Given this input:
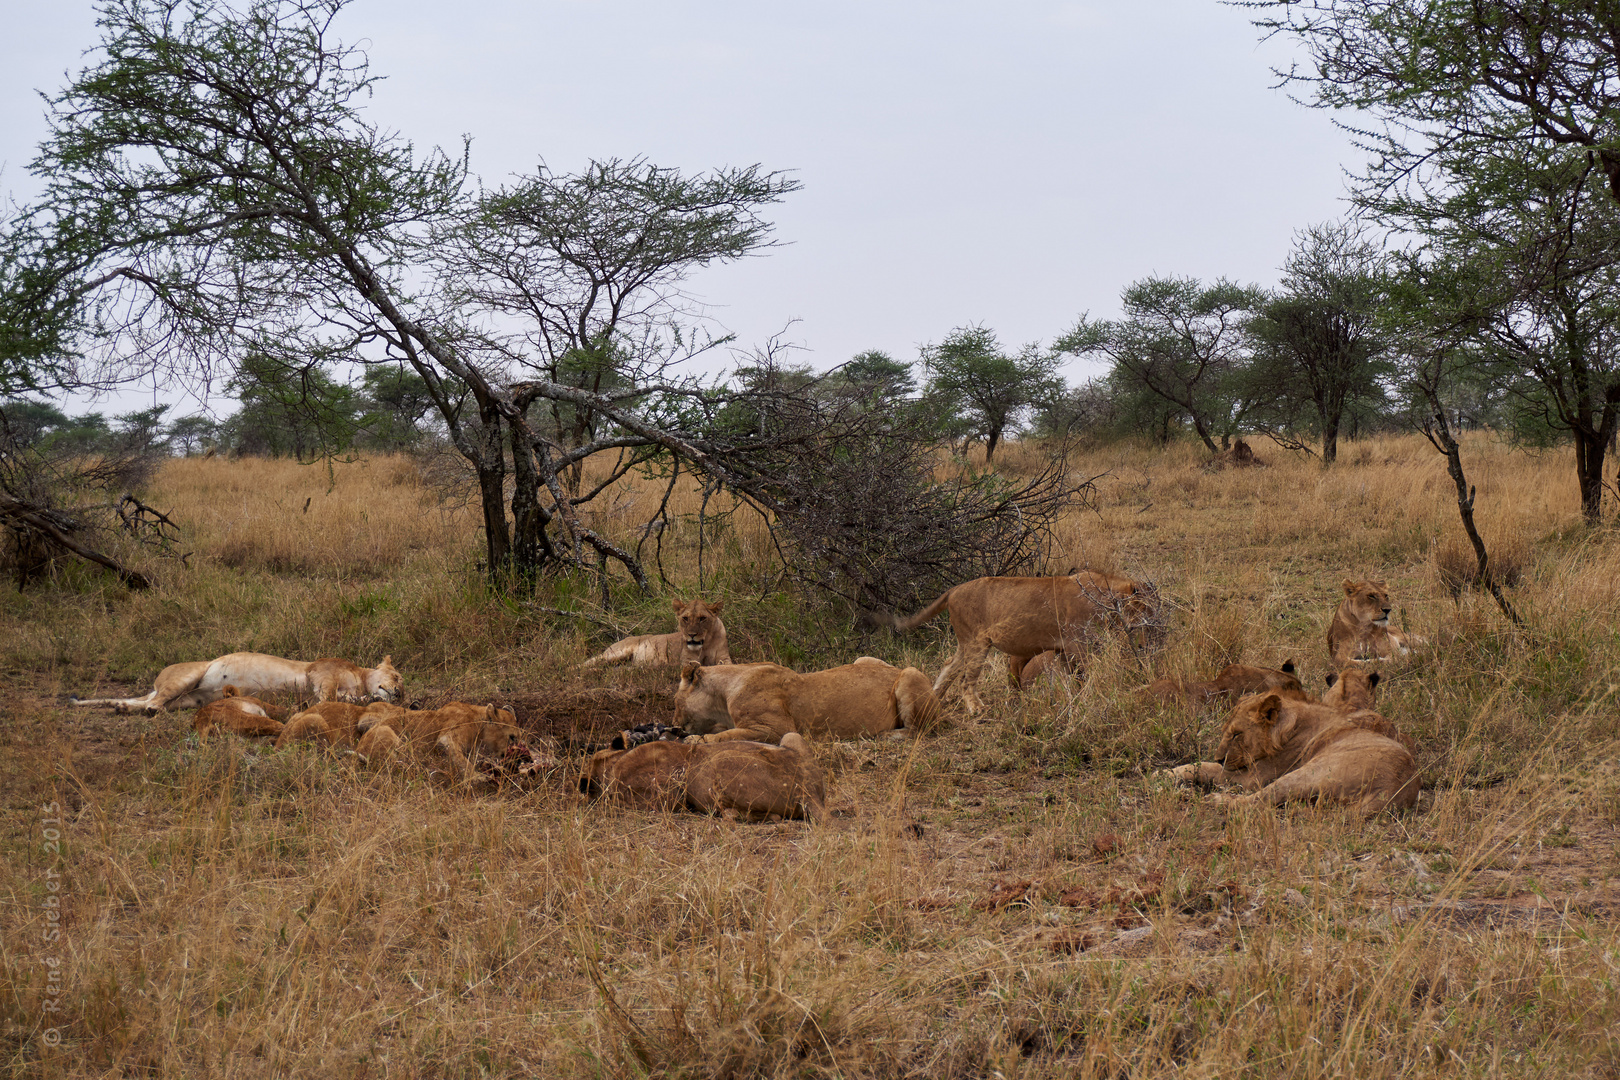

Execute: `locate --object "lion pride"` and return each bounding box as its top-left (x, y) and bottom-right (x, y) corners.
top-left (73, 653), bottom-right (403, 715)
top-left (1327, 580), bottom-right (1424, 666)
top-left (874, 571), bottom-right (1160, 713)
top-left (1165, 692), bottom-right (1419, 816)
top-left (674, 658), bottom-right (940, 743)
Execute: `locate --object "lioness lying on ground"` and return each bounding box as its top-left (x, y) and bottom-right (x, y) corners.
top-left (1140, 661), bottom-right (1305, 705)
top-left (1164, 692), bottom-right (1420, 816)
top-left (871, 571), bottom-right (1160, 713)
top-left (73, 653), bottom-right (403, 715)
top-left (1327, 580), bottom-right (1425, 666)
top-left (580, 732), bottom-right (826, 822)
top-left (275, 700), bottom-right (409, 750)
top-left (581, 598), bottom-right (732, 669)
top-left (354, 702), bottom-right (522, 782)
top-left (190, 686), bottom-right (287, 739)
top-left (675, 657), bottom-right (940, 743)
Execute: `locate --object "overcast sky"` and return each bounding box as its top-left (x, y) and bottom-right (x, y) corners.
top-left (0, 0), bottom-right (1361, 417)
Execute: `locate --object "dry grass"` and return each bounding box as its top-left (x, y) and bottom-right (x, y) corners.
top-left (4, 434), bottom-right (1620, 1077)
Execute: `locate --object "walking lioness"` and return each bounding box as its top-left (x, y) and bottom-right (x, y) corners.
top-left (72, 653), bottom-right (403, 715)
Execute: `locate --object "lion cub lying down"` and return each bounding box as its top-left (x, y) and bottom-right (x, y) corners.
top-left (190, 686), bottom-right (289, 739)
top-left (275, 700), bottom-right (410, 750)
top-left (674, 658), bottom-right (940, 743)
top-left (1164, 692), bottom-right (1419, 816)
top-left (353, 702), bottom-right (522, 782)
top-left (580, 732), bottom-right (826, 822)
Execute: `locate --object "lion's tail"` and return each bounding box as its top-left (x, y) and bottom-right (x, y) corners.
top-left (894, 667), bottom-right (942, 734)
top-left (887, 588), bottom-right (955, 633)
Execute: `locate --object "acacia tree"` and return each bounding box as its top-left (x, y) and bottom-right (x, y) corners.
top-left (1247, 222), bottom-right (1394, 464)
top-left (5, 0), bottom-right (1081, 599)
top-left (1248, 0), bottom-right (1620, 203)
top-left (1057, 277), bottom-right (1264, 452)
top-left (919, 326), bottom-right (1061, 465)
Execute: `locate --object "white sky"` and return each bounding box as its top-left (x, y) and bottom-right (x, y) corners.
top-left (0, 0), bottom-right (1361, 418)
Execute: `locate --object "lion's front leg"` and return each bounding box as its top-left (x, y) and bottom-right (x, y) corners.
top-left (1164, 762), bottom-right (1232, 786)
top-left (434, 733), bottom-right (476, 781)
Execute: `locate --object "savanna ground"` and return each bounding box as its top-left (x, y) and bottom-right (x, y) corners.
top-left (3, 434), bottom-right (1620, 1078)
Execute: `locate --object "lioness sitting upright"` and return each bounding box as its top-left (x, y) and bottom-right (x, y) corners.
top-left (73, 653), bottom-right (403, 715)
top-left (580, 732), bottom-right (826, 822)
top-left (871, 571), bottom-right (1160, 713)
top-left (1164, 692), bottom-right (1419, 816)
top-left (581, 598), bottom-right (732, 669)
top-left (1327, 580), bottom-right (1425, 666)
top-left (675, 658), bottom-right (940, 743)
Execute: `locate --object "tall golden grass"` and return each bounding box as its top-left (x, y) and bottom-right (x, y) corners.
top-left (3, 433), bottom-right (1620, 1077)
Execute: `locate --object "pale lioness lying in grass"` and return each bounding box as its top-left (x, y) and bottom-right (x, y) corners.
top-left (73, 653), bottom-right (403, 715)
top-left (353, 702), bottom-right (522, 782)
top-left (674, 657), bottom-right (940, 743)
top-left (580, 732), bottom-right (826, 822)
top-left (1164, 692), bottom-right (1420, 817)
top-left (581, 598), bottom-right (732, 669)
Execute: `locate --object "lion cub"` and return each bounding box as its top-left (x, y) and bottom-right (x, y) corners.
top-left (190, 686), bottom-right (287, 739)
top-left (1164, 692), bottom-right (1419, 816)
top-left (580, 732), bottom-right (826, 822)
top-left (354, 702), bottom-right (523, 782)
top-left (276, 700), bottom-right (409, 750)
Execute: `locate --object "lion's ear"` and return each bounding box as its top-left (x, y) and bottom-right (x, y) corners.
top-left (1255, 694), bottom-right (1283, 727)
top-left (1269, 706), bottom-right (1299, 751)
top-left (380, 655), bottom-right (393, 667)
top-left (223, 685), bottom-right (240, 697)
top-left (1281, 659), bottom-right (1295, 674)
top-left (1325, 673), bottom-right (1338, 688)
top-left (1368, 672), bottom-right (1381, 690)
top-left (707, 600), bottom-right (724, 615)
top-left (1342, 580), bottom-right (1358, 596)
top-left (672, 598), bottom-right (687, 614)
top-left (681, 661), bottom-right (702, 683)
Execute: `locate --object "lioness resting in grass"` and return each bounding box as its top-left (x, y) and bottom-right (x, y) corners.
top-left (581, 598), bottom-right (732, 669)
top-left (275, 700), bottom-right (409, 750)
top-left (190, 686), bottom-right (287, 739)
top-left (1165, 692), bottom-right (1420, 816)
top-left (73, 653), bottom-right (403, 715)
top-left (579, 732), bottom-right (826, 822)
top-left (353, 702), bottom-right (522, 782)
top-left (1327, 580), bottom-right (1425, 666)
top-left (674, 658), bottom-right (940, 743)
top-left (1140, 661), bottom-right (1305, 705)
top-left (871, 571), bottom-right (1160, 713)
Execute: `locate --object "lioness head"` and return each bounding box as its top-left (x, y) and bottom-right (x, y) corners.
top-left (476, 706), bottom-right (523, 756)
top-left (1342, 580), bottom-right (1393, 628)
top-left (673, 661), bottom-right (733, 735)
top-left (369, 655), bottom-right (404, 702)
top-left (674, 598), bottom-right (724, 653)
top-left (1215, 693), bottom-right (1299, 771)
